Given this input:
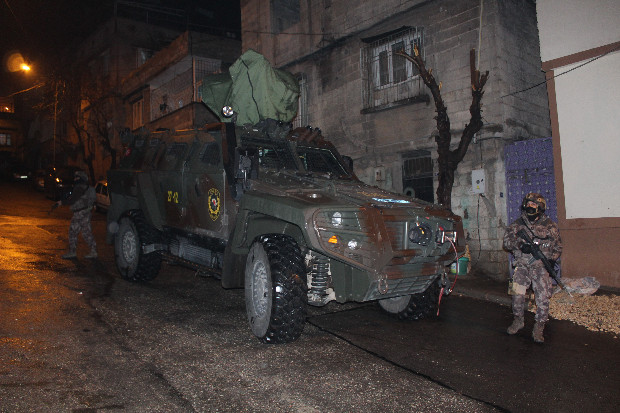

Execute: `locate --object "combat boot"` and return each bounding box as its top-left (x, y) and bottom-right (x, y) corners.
top-left (85, 249), bottom-right (98, 259)
top-left (532, 321), bottom-right (545, 343)
top-left (507, 316), bottom-right (524, 335)
top-left (62, 250), bottom-right (77, 259)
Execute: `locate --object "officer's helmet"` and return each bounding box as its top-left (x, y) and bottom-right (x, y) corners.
top-left (521, 192), bottom-right (546, 218)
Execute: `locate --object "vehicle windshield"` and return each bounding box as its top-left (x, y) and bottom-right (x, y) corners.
top-left (251, 142), bottom-right (298, 170)
top-left (243, 139), bottom-right (351, 178)
top-left (296, 146), bottom-right (350, 176)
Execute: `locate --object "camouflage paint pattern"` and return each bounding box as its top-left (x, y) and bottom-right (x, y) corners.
top-left (68, 208), bottom-right (97, 253)
top-left (504, 212), bottom-right (562, 323)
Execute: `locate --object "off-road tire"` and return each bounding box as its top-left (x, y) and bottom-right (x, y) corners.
top-left (378, 280), bottom-right (441, 320)
top-left (245, 234), bottom-right (307, 343)
top-left (115, 210), bottom-right (162, 282)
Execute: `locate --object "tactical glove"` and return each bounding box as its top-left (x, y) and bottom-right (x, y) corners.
top-left (520, 243), bottom-right (533, 254)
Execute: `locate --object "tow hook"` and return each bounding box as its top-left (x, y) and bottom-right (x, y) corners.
top-left (437, 270), bottom-right (456, 316)
top-left (441, 271), bottom-right (453, 296)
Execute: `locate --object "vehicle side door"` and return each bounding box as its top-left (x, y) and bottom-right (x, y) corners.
top-left (183, 129), bottom-right (230, 238)
top-left (157, 137), bottom-right (191, 228)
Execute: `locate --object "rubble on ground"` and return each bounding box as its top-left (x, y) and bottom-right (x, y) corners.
top-left (529, 292), bottom-right (620, 335)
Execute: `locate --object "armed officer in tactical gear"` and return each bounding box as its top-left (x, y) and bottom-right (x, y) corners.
top-left (503, 193), bottom-right (562, 343)
top-left (55, 170), bottom-right (98, 259)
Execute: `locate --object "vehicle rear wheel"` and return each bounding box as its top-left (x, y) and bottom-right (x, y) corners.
top-left (378, 280), bottom-right (441, 320)
top-left (114, 211), bottom-right (162, 282)
top-left (245, 234), bottom-right (307, 343)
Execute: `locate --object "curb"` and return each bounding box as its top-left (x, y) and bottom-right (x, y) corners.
top-left (453, 286), bottom-right (512, 307)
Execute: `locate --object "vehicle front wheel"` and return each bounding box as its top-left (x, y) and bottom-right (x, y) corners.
top-left (245, 234), bottom-right (307, 343)
top-left (378, 280), bottom-right (441, 320)
top-left (114, 211), bottom-right (162, 282)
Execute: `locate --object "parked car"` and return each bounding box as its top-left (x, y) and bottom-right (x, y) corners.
top-left (94, 180), bottom-right (110, 212)
top-left (44, 166), bottom-right (81, 201)
top-left (10, 164), bottom-right (31, 182)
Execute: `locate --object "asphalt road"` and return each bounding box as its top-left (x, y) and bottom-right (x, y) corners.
top-left (0, 181), bottom-right (618, 412)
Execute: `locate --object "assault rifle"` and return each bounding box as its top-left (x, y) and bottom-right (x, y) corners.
top-left (48, 202), bottom-right (59, 215)
top-left (517, 229), bottom-right (572, 296)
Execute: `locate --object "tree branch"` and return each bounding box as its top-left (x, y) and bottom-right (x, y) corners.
top-left (395, 47), bottom-right (489, 208)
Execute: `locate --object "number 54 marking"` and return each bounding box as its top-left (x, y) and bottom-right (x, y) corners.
top-left (167, 190), bottom-right (179, 203)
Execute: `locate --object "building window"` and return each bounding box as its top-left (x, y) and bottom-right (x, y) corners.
top-left (0, 133), bottom-right (11, 146)
top-left (361, 27), bottom-right (426, 112)
top-left (136, 48), bottom-right (154, 68)
top-left (271, 0), bottom-right (300, 34)
top-left (132, 99), bottom-right (143, 130)
top-left (152, 57), bottom-right (221, 122)
top-left (402, 150), bottom-right (434, 203)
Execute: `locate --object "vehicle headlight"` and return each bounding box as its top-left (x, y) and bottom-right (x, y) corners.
top-left (408, 223), bottom-right (432, 245)
top-left (313, 208), bottom-right (378, 269)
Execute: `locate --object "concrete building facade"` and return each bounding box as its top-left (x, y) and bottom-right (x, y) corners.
top-left (121, 31), bottom-right (241, 133)
top-left (241, 0), bottom-right (551, 279)
top-left (29, 15), bottom-right (241, 183)
top-left (70, 17), bottom-right (187, 180)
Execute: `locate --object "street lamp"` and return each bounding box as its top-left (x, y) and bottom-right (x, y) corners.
top-left (3, 53), bottom-right (57, 167)
top-left (5, 52), bottom-right (32, 75)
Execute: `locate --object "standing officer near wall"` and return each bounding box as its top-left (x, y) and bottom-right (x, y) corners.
top-left (503, 193), bottom-right (562, 343)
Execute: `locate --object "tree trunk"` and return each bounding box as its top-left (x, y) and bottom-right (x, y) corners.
top-left (397, 48), bottom-right (488, 210)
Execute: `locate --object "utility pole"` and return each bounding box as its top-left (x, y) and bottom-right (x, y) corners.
top-left (53, 81), bottom-right (58, 167)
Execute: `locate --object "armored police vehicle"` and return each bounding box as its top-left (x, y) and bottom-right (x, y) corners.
top-left (106, 51), bottom-right (464, 343)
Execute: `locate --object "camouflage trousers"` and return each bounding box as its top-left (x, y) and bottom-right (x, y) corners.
top-left (68, 209), bottom-right (96, 252)
top-left (511, 263), bottom-right (552, 323)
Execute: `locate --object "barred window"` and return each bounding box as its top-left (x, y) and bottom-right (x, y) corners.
top-left (151, 57), bottom-right (221, 122)
top-left (271, 0), bottom-right (300, 34)
top-left (0, 133), bottom-right (11, 146)
top-left (361, 27), bottom-right (426, 112)
top-left (402, 150), bottom-right (434, 203)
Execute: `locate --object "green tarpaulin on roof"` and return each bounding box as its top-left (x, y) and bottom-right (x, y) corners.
top-left (199, 49), bottom-right (300, 125)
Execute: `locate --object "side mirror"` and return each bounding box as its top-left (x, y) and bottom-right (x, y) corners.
top-left (342, 155), bottom-right (354, 173)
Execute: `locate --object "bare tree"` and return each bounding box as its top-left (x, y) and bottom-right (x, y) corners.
top-left (397, 47), bottom-right (488, 209)
top-left (53, 68), bottom-right (119, 183)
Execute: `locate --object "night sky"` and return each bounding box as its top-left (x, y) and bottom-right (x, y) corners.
top-left (0, 0), bottom-right (240, 96)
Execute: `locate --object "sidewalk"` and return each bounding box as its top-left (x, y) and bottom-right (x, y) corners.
top-left (448, 273), bottom-right (619, 306)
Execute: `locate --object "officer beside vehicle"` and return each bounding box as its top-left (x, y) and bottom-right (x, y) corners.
top-left (503, 193), bottom-right (562, 343)
top-left (55, 170), bottom-right (98, 259)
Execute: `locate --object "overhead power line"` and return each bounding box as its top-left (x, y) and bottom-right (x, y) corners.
top-left (500, 42), bottom-right (620, 99)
